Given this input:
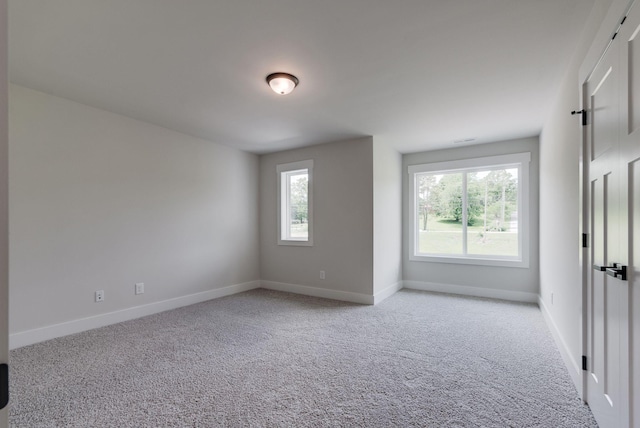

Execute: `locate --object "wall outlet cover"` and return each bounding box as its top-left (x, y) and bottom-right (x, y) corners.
top-left (135, 283), bottom-right (144, 295)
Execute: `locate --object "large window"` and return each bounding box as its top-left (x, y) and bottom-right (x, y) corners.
top-left (408, 153), bottom-right (530, 267)
top-left (277, 160), bottom-right (313, 246)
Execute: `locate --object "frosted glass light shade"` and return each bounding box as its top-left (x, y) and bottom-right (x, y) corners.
top-left (266, 73), bottom-right (299, 95)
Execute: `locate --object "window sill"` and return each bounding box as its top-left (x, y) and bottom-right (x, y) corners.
top-left (278, 239), bottom-right (313, 247)
top-left (409, 254), bottom-right (529, 268)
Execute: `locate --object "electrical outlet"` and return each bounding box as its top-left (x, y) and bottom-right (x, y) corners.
top-left (135, 283), bottom-right (144, 295)
top-left (95, 290), bottom-right (104, 302)
top-left (320, 270), bottom-right (325, 280)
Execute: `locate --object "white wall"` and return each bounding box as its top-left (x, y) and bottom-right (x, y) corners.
top-left (402, 137), bottom-right (540, 302)
top-left (373, 138), bottom-right (402, 301)
top-left (9, 85), bottom-right (260, 341)
top-left (259, 137), bottom-right (374, 302)
top-left (0, 0), bottom-right (8, 425)
top-left (538, 0), bottom-right (620, 392)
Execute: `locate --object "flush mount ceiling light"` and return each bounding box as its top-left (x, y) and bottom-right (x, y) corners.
top-left (266, 72), bottom-right (299, 95)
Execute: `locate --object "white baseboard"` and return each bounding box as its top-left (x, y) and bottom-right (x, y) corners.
top-left (373, 282), bottom-right (403, 304)
top-left (402, 280), bottom-right (538, 303)
top-left (538, 296), bottom-right (582, 396)
top-left (261, 280), bottom-right (374, 305)
top-left (10, 279), bottom-right (544, 349)
top-left (10, 280), bottom-right (261, 349)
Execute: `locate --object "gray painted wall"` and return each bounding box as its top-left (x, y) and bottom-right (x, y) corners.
top-left (260, 137), bottom-right (374, 296)
top-left (9, 84), bottom-right (260, 333)
top-left (402, 137), bottom-right (540, 296)
top-left (538, 0), bottom-right (615, 388)
top-left (0, 0), bottom-right (8, 425)
top-left (373, 138), bottom-right (402, 295)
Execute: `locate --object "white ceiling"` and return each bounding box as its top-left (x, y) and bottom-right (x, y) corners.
top-left (9, 0), bottom-right (594, 154)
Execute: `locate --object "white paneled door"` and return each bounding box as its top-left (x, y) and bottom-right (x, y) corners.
top-left (584, 2), bottom-right (639, 427)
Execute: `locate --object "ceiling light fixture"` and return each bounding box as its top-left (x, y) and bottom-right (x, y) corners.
top-left (266, 72), bottom-right (299, 95)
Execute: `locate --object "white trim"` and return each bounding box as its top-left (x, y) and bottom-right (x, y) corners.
top-left (407, 152), bottom-right (531, 175)
top-left (10, 279), bottom-right (543, 351)
top-left (261, 280), bottom-right (374, 305)
top-left (403, 280), bottom-right (538, 303)
top-left (408, 152), bottom-right (530, 268)
top-left (408, 252), bottom-right (528, 268)
top-left (373, 282), bottom-right (403, 304)
top-left (539, 296), bottom-right (582, 397)
top-left (277, 159), bottom-right (314, 246)
top-left (276, 159), bottom-right (313, 174)
top-left (9, 280), bottom-right (261, 349)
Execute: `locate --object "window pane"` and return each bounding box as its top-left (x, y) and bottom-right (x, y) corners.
top-left (466, 168), bottom-right (518, 257)
top-left (286, 170), bottom-right (308, 240)
top-left (416, 172), bottom-right (463, 255)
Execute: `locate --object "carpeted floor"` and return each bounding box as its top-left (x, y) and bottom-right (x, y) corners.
top-left (9, 289), bottom-right (597, 427)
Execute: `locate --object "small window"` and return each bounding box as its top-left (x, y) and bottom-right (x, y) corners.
top-left (408, 153), bottom-right (530, 267)
top-left (277, 160), bottom-right (313, 246)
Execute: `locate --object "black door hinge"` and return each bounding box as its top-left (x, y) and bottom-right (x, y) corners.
top-left (582, 233), bottom-right (589, 248)
top-left (582, 356), bottom-right (588, 371)
top-left (0, 363), bottom-right (8, 410)
top-left (571, 110), bottom-right (587, 126)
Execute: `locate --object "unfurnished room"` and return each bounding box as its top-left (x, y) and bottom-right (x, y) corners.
top-left (0, 0), bottom-right (639, 427)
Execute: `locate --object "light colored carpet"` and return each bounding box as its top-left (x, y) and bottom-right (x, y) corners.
top-left (9, 289), bottom-right (597, 427)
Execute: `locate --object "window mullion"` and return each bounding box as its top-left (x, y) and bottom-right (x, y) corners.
top-left (414, 174), bottom-right (420, 255)
top-left (462, 172), bottom-right (468, 256)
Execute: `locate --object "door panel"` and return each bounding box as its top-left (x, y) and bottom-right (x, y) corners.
top-left (590, 179), bottom-right (602, 385)
top-left (619, 3), bottom-right (640, 426)
top-left (628, 18), bottom-right (640, 133)
top-left (588, 171), bottom-right (622, 426)
top-left (631, 159), bottom-right (640, 425)
top-left (593, 66), bottom-right (617, 160)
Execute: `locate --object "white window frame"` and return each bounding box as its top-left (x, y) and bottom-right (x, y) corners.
top-left (277, 159), bottom-right (314, 246)
top-left (408, 152), bottom-right (530, 268)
